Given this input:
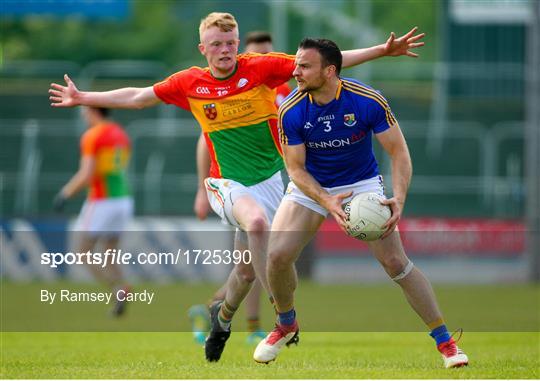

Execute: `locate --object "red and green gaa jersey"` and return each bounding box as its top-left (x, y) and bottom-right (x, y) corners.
top-left (81, 122), bottom-right (131, 200)
top-left (153, 52), bottom-right (296, 186)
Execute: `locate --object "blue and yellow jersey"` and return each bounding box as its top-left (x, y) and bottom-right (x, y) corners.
top-left (278, 77), bottom-right (398, 188)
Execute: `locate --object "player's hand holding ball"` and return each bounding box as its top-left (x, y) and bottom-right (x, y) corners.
top-left (321, 191), bottom-right (353, 233)
top-left (379, 196), bottom-right (403, 239)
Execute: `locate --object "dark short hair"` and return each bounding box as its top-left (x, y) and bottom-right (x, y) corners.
top-left (92, 107), bottom-right (110, 117)
top-left (244, 31), bottom-right (273, 45)
top-left (298, 38), bottom-right (342, 75)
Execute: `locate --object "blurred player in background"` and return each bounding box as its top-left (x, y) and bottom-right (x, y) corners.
top-left (53, 106), bottom-right (133, 317)
top-left (252, 38), bottom-right (468, 369)
top-left (189, 30), bottom-right (292, 346)
top-left (245, 31), bottom-right (292, 105)
top-left (49, 12), bottom-right (425, 362)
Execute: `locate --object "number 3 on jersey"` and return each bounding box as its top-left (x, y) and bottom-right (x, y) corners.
top-left (323, 120), bottom-right (332, 132)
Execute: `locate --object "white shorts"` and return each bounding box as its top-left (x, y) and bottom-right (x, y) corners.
top-left (283, 175), bottom-right (385, 217)
top-left (75, 196), bottom-right (134, 236)
top-left (204, 171), bottom-right (284, 229)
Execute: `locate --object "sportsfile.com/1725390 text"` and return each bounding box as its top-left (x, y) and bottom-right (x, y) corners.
top-left (40, 249), bottom-right (252, 268)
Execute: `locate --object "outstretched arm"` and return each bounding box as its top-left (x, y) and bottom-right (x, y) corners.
top-left (342, 27), bottom-right (425, 68)
top-left (49, 74), bottom-right (161, 109)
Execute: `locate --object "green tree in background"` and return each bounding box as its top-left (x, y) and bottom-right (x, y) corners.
top-left (1, 1), bottom-right (438, 66)
top-left (1, 2), bottom-right (202, 67)
top-left (372, 0), bottom-right (437, 61)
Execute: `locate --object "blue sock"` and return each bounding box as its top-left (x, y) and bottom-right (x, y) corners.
top-left (430, 324), bottom-right (451, 345)
top-left (278, 309), bottom-right (296, 326)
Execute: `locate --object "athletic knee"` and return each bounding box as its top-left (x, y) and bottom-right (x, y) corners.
top-left (391, 260), bottom-right (414, 282)
top-left (380, 255), bottom-right (408, 277)
top-left (245, 214), bottom-right (268, 233)
top-left (268, 247), bottom-right (294, 271)
top-left (235, 265), bottom-right (256, 283)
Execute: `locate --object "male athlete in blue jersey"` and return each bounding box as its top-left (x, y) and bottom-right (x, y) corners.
top-left (253, 38), bottom-right (469, 369)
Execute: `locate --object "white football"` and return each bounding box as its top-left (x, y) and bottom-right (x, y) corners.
top-left (342, 192), bottom-right (391, 241)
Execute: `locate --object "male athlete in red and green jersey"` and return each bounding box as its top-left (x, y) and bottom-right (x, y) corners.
top-left (53, 107), bottom-right (133, 317)
top-left (154, 52), bottom-right (295, 186)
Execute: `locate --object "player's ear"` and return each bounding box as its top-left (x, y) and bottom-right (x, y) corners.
top-left (198, 43), bottom-right (206, 56)
top-left (325, 64), bottom-right (336, 78)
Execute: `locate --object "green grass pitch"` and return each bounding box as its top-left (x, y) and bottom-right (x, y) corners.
top-left (1, 282), bottom-right (539, 378)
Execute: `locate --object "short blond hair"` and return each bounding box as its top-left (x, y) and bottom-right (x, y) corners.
top-left (199, 12), bottom-right (238, 40)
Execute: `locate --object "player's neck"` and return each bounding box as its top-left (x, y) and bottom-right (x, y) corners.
top-left (310, 77), bottom-right (340, 106)
top-left (209, 64), bottom-right (237, 79)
